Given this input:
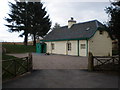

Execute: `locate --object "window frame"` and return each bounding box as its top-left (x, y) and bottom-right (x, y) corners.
top-left (81, 44), bottom-right (86, 49)
top-left (51, 43), bottom-right (55, 50)
top-left (67, 42), bottom-right (72, 51)
top-left (99, 30), bottom-right (103, 35)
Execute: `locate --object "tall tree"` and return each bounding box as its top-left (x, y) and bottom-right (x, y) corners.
top-left (105, 1), bottom-right (120, 64)
top-left (29, 2), bottom-right (51, 46)
top-left (5, 2), bottom-right (51, 46)
top-left (5, 2), bottom-right (30, 45)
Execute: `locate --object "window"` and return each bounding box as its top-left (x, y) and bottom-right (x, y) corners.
top-left (81, 44), bottom-right (86, 49)
top-left (99, 30), bottom-right (103, 35)
top-left (51, 43), bottom-right (54, 50)
top-left (67, 43), bottom-right (71, 51)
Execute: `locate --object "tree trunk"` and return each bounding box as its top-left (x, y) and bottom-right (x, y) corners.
top-left (24, 34), bottom-right (28, 46)
top-left (33, 34), bottom-right (36, 46)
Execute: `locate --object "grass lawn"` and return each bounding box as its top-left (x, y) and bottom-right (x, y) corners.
top-left (2, 44), bottom-right (36, 54)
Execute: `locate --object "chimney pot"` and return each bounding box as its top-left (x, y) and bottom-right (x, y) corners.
top-left (71, 17), bottom-right (73, 20)
top-left (68, 17), bottom-right (76, 28)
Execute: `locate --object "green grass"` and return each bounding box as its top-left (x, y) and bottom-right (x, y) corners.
top-left (2, 44), bottom-right (36, 54)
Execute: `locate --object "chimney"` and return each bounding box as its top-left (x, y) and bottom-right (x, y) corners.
top-left (68, 17), bottom-right (76, 28)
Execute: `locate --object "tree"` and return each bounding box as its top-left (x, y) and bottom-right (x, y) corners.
top-left (105, 1), bottom-right (120, 64)
top-left (5, 2), bottom-right (51, 46)
top-left (5, 2), bottom-right (30, 45)
top-left (52, 23), bottom-right (60, 30)
top-left (29, 2), bottom-right (51, 46)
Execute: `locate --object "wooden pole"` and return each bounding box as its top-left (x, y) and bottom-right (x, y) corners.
top-left (28, 53), bottom-right (33, 71)
top-left (27, 57), bottom-right (29, 72)
top-left (88, 52), bottom-right (94, 71)
top-left (14, 60), bottom-right (17, 76)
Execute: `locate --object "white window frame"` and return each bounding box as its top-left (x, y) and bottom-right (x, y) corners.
top-left (81, 44), bottom-right (86, 49)
top-left (51, 43), bottom-right (55, 50)
top-left (67, 43), bottom-right (71, 51)
top-left (99, 30), bottom-right (103, 35)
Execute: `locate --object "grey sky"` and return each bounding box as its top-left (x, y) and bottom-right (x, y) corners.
top-left (43, 1), bottom-right (110, 26)
top-left (0, 0), bottom-right (111, 42)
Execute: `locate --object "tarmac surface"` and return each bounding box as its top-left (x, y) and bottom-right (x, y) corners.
top-left (3, 70), bottom-right (119, 88)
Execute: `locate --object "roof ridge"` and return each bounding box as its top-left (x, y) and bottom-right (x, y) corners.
top-left (60, 19), bottom-right (104, 28)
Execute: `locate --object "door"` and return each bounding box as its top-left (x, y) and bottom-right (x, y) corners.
top-left (36, 43), bottom-right (41, 53)
top-left (41, 43), bottom-right (46, 53)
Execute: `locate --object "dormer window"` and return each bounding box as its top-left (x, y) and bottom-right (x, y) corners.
top-left (99, 30), bottom-right (103, 35)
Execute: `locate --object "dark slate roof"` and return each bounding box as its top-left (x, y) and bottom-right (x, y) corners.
top-left (42, 20), bottom-right (105, 41)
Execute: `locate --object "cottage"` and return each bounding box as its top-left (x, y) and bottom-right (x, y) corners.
top-left (37, 18), bottom-right (112, 56)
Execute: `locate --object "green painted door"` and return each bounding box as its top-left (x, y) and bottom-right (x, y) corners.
top-left (36, 43), bottom-right (41, 53)
top-left (36, 43), bottom-right (46, 53)
top-left (41, 44), bottom-right (46, 53)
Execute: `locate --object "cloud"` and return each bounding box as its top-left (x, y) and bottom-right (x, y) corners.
top-left (43, 0), bottom-right (110, 3)
top-left (43, 2), bottom-right (110, 27)
top-left (0, 31), bottom-right (24, 42)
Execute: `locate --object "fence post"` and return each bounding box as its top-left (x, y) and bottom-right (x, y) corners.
top-left (28, 53), bottom-right (33, 71)
top-left (14, 60), bottom-right (17, 76)
top-left (112, 57), bottom-right (115, 64)
top-left (27, 57), bottom-right (29, 72)
top-left (88, 52), bottom-right (94, 71)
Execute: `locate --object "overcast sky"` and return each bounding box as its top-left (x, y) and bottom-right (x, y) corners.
top-left (0, 0), bottom-right (111, 42)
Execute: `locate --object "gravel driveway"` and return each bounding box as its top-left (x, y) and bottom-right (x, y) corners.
top-left (32, 53), bottom-right (88, 69)
top-left (7, 53), bottom-right (88, 69)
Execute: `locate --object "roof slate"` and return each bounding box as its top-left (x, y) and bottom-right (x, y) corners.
top-left (42, 20), bottom-right (105, 41)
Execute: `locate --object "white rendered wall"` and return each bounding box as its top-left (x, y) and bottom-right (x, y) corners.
top-left (88, 30), bottom-right (112, 56)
